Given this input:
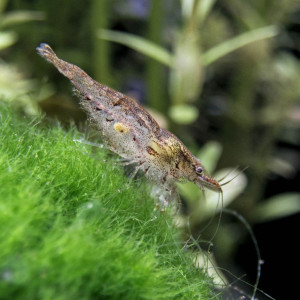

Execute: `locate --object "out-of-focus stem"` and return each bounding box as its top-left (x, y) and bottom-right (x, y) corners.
top-left (186, 0), bottom-right (200, 32)
top-left (90, 0), bottom-right (112, 86)
top-left (146, 0), bottom-right (167, 112)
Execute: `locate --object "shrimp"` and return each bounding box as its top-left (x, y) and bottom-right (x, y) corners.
top-left (37, 43), bottom-right (221, 206)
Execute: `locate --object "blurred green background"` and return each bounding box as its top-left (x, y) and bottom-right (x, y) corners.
top-left (1, 0), bottom-right (300, 299)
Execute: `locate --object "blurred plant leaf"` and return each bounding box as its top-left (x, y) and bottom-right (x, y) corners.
top-left (0, 61), bottom-right (42, 115)
top-left (197, 141), bottom-right (222, 174)
top-left (170, 32), bottom-right (203, 104)
top-left (198, 0), bottom-right (217, 24)
top-left (202, 25), bottom-right (278, 66)
top-left (204, 168), bottom-right (248, 216)
top-left (269, 157), bottom-right (296, 179)
top-left (254, 193), bottom-right (300, 223)
top-left (0, 11), bottom-right (44, 29)
top-left (0, 31), bottom-right (17, 50)
top-left (181, 0), bottom-right (217, 23)
top-left (181, 0), bottom-right (195, 18)
top-left (168, 104), bottom-right (198, 124)
top-left (98, 29), bottom-right (173, 67)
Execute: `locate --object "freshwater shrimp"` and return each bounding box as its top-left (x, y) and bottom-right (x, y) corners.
top-left (37, 43), bottom-right (221, 206)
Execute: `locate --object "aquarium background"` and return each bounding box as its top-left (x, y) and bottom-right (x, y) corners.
top-left (1, 1), bottom-right (300, 299)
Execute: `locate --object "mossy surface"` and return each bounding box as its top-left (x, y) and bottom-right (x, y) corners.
top-left (0, 104), bottom-right (215, 300)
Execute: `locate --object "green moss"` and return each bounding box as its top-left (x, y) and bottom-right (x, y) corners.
top-left (0, 104), bottom-right (215, 299)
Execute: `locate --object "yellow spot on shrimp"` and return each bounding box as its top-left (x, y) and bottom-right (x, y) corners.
top-left (113, 122), bottom-right (130, 134)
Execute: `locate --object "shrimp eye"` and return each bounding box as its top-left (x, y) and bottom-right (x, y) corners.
top-left (195, 166), bottom-right (203, 174)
